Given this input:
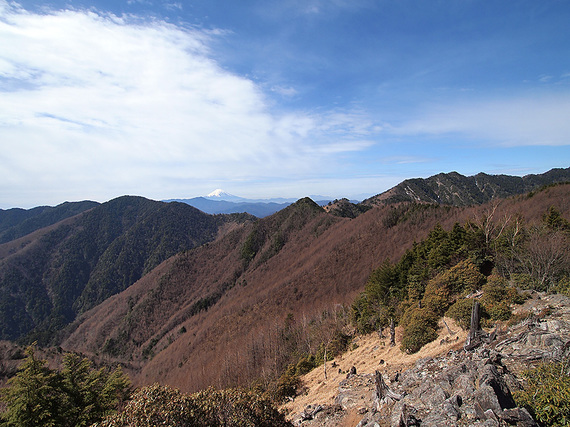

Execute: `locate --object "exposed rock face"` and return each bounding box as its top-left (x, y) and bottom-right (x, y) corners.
top-left (292, 349), bottom-right (537, 426)
top-left (387, 350), bottom-right (534, 426)
top-left (290, 293), bottom-right (570, 426)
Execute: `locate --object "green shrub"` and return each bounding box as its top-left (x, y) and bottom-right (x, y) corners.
top-left (315, 330), bottom-right (351, 363)
top-left (269, 365), bottom-right (300, 403)
top-left (445, 298), bottom-right (475, 330)
top-left (96, 383), bottom-right (291, 427)
top-left (295, 355), bottom-right (317, 376)
top-left (555, 276), bottom-right (570, 297)
top-left (481, 275), bottom-right (517, 322)
top-left (422, 259), bottom-right (485, 316)
top-left (513, 359), bottom-right (570, 427)
top-left (400, 307), bottom-right (439, 354)
top-left (0, 347), bottom-right (131, 427)
top-left (481, 275), bottom-right (508, 303)
top-left (485, 301), bottom-right (512, 322)
top-left (511, 273), bottom-right (541, 290)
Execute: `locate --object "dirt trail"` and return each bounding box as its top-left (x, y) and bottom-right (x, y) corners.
top-left (282, 317), bottom-right (467, 418)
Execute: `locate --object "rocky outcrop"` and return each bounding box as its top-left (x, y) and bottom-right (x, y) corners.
top-left (385, 350), bottom-right (535, 426)
top-left (292, 349), bottom-right (537, 426)
top-left (290, 293), bottom-right (570, 426)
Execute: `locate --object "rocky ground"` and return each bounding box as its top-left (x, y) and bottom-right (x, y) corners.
top-left (284, 293), bottom-right (570, 426)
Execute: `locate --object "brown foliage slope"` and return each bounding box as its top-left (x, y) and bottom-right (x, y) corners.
top-left (61, 185), bottom-right (570, 393)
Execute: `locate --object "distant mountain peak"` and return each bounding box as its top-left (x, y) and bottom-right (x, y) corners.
top-left (207, 189), bottom-right (233, 198)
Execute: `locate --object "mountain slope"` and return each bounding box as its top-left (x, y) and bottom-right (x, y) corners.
top-left (362, 167), bottom-right (570, 207)
top-left (0, 196), bottom-right (253, 343)
top-left (0, 201), bottom-right (99, 244)
top-left (60, 184), bottom-right (570, 393)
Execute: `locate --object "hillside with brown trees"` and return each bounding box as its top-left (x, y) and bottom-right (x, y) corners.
top-left (59, 184), bottom-right (570, 395)
top-left (0, 196), bottom-right (253, 343)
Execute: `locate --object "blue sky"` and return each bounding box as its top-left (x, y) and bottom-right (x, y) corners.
top-left (1, 0), bottom-right (569, 208)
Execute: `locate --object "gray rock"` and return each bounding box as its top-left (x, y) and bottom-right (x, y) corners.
top-left (397, 403), bottom-right (420, 427)
top-left (476, 364), bottom-right (516, 410)
top-left (473, 384), bottom-right (503, 419)
top-left (500, 407), bottom-right (539, 427)
top-left (301, 404), bottom-right (323, 421)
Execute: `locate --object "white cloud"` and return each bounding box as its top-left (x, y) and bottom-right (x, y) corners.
top-left (0, 2), bottom-right (375, 207)
top-left (380, 156), bottom-right (431, 165)
top-left (164, 3), bottom-right (183, 11)
top-left (271, 85), bottom-right (298, 97)
top-left (396, 94), bottom-right (570, 147)
top-left (538, 75), bottom-right (553, 83)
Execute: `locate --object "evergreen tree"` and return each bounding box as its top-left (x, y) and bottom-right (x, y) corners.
top-left (0, 347), bottom-right (66, 427)
top-left (0, 346), bottom-right (131, 427)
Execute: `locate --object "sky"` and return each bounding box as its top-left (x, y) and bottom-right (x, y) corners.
top-left (1, 0), bottom-right (570, 208)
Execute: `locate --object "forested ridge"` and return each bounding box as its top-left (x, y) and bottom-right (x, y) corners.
top-left (0, 201), bottom-right (99, 244)
top-left (0, 196), bottom-right (253, 344)
top-left (1, 184), bottom-right (569, 426)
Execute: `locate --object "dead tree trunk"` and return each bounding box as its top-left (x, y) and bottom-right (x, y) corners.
top-left (324, 345), bottom-right (327, 380)
top-left (442, 317), bottom-right (455, 336)
top-left (374, 370), bottom-right (401, 411)
top-left (464, 301), bottom-right (481, 350)
top-left (390, 318), bottom-right (396, 347)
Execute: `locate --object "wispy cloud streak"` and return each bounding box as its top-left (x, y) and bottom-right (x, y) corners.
top-left (396, 94), bottom-right (570, 147)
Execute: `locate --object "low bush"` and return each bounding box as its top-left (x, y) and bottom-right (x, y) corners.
top-left (484, 300), bottom-right (512, 322)
top-left (96, 383), bottom-right (291, 427)
top-left (511, 273), bottom-right (542, 291)
top-left (555, 275), bottom-right (570, 297)
top-left (422, 259), bottom-right (485, 317)
top-left (295, 354), bottom-right (317, 376)
top-left (268, 364), bottom-right (300, 403)
top-left (480, 275), bottom-right (520, 323)
top-left (445, 298), bottom-right (475, 330)
top-left (399, 307), bottom-right (439, 354)
top-left (513, 359), bottom-right (570, 427)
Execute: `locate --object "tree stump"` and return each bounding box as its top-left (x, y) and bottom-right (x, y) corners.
top-left (374, 370), bottom-right (401, 411)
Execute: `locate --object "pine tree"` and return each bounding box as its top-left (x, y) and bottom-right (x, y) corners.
top-left (0, 346), bottom-right (131, 427)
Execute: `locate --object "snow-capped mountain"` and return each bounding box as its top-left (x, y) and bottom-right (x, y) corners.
top-left (165, 190), bottom-right (334, 217)
top-left (205, 189), bottom-right (244, 202)
top-left (204, 190), bottom-right (303, 204)
top-left (207, 189), bottom-right (230, 198)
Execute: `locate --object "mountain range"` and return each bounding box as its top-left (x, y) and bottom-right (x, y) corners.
top-left (0, 167), bottom-right (569, 394)
top-left (164, 189), bottom-right (334, 217)
top-left (362, 167), bottom-right (570, 206)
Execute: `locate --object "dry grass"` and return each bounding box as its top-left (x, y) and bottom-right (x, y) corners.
top-left (281, 317), bottom-right (467, 417)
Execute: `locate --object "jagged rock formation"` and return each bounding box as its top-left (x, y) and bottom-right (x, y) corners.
top-left (362, 168), bottom-right (570, 207)
top-left (290, 293), bottom-right (570, 426)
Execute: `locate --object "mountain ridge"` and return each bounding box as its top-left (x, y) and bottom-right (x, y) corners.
top-left (165, 192), bottom-right (334, 217)
top-left (0, 196), bottom-right (254, 342)
top-left (362, 167), bottom-right (570, 207)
